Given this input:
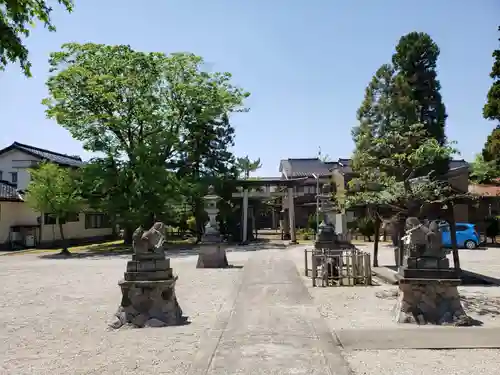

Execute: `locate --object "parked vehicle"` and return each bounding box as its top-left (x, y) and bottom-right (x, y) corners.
top-left (439, 222), bottom-right (480, 249)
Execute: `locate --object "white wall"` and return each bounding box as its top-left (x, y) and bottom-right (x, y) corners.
top-left (0, 202), bottom-right (113, 245)
top-left (0, 149), bottom-right (40, 190)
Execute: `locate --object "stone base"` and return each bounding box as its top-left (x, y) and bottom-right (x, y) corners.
top-left (394, 279), bottom-right (480, 326)
top-left (196, 245), bottom-right (229, 268)
top-left (109, 279), bottom-right (185, 329)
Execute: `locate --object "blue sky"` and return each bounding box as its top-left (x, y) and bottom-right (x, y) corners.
top-left (1, 0), bottom-right (499, 176)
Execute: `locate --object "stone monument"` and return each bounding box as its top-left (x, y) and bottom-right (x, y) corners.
top-left (395, 217), bottom-right (477, 326)
top-left (109, 222), bottom-right (184, 329)
top-left (196, 186), bottom-right (229, 268)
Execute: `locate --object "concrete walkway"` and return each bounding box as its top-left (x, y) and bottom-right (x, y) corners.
top-left (187, 249), bottom-right (352, 375)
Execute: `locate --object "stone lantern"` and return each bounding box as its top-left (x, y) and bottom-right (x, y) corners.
top-left (314, 183), bottom-right (339, 249)
top-left (196, 186), bottom-right (229, 268)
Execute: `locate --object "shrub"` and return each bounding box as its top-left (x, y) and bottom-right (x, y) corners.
top-left (356, 217), bottom-right (375, 241)
top-left (485, 216), bottom-right (500, 243)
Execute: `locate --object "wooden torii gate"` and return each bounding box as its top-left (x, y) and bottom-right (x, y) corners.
top-left (231, 177), bottom-right (307, 243)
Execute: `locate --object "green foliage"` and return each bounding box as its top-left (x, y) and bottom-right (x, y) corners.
top-left (236, 156), bottom-right (262, 179)
top-left (356, 217), bottom-right (375, 240)
top-left (186, 216), bottom-right (197, 233)
top-left (307, 213), bottom-right (318, 233)
top-left (483, 27), bottom-right (500, 170)
top-left (43, 43), bottom-right (249, 232)
top-left (470, 153), bottom-right (499, 184)
top-left (485, 216), bottom-right (500, 241)
top-left (0, 0), bottom-right (73, 76)
top-left (482, 126), bottom-right (500, 168)
top-left (297, 228), bottom-right (314, 241)
top-left (25, 162), bottom-right (82, 219)
top-left (483, 26), bottom-right (500, 124)
top-left (349, 32), bottom-right (458, 215)
top-left (25, 162), bottom-right (82, 252)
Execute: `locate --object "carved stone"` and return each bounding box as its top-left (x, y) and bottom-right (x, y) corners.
top-left (394, 280), bottom-right (479, 326)
top-left (196, 187), bottom-right (229, 269)
top-left (395, 218), bottom-right (477, 326)
top-left (109, 222), bottom-right (185, 329)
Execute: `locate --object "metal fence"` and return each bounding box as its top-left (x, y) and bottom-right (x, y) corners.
top-left (304, 248), bottom-right (372, 287)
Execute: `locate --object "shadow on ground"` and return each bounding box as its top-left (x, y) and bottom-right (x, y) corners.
top-left (461, 294), bottom-right (500, 317)
top-left (37, 239), bottom-right (287, 260)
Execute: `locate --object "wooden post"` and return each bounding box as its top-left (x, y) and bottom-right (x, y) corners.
top-left (447, 204), bottom-right (461, 271)
top-left (304, 248), bottom-right (308, 277)
top-left (373, 213), bottom-right (380, 267)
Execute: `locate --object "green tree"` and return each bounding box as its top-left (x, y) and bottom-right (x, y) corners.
top-left (350, 33), bottom-right (459, 266)
top-left (43, 43), bottom-right (248, 242)
top-left (470, 153), bottom-right (499, 184)
top-left (43, 43), bottom-right (187, 241)
top-left (482, 27), bottom-right (500, 169)
top-left (391, 32), bottom-right (449, 176)
top-left (236, 156), bottom-right (262, 179)
top-left (25, 162), bottom-right (82, 255)
top-left (0, 0), bottom-right (73, 76)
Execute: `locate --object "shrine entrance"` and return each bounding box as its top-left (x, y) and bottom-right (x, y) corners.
top-left (231, 177), bottom-right (307, 244)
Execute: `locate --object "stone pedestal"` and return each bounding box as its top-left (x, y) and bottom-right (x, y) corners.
top-left (394, 278), bottom-right (478, 326)
top-left (110, 252), bottom-right (184, 329)
top-left (196, 244), bottom-right (229, 268)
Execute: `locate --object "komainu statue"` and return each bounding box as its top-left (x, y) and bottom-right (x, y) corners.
top-left (132, 222), bottom-right (166, 254)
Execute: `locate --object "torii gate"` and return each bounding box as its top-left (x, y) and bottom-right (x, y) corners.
top-left (231, 177), bottom-right (307, 243)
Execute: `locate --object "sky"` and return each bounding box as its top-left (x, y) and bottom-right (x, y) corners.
top-left (1, 0), bottom-right (499, 177)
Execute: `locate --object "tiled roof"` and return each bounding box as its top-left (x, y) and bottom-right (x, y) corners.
top-left (449, 159), bottom-right (469, 170)
top-left (281, 157), bottom-right (467, 178)
top-left (279, 158), bottom-right (344, 178)
top-left (0, 181), bottom-right (23, 201)
top-left (0, 142), bottom-right (84, 167)
top-left (468, 183), bottom-right (500, 197)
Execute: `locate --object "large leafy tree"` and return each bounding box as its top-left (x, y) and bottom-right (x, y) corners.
top-left (482, 26), bottom-right (500, 169)
top-left (350, 32), bottom-right (457, 266)
top-left (25, 162), bottom-right (83, 254)
top-left (0, 0), bottom-right (73, 76)
top-left (43, 43), bottom-right (184, 239)
top-left (470, 153), bottom-right (499, 184)
top-left (43, 43), bottom-right (248, 241)
top-left (169, 56), bottom-right (249, 241)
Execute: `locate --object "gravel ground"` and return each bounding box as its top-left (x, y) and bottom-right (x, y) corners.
top-left (0, 250), bottom-right (250, 375)
top-left (288, 245), bottom-right (500, 329)
top-left (344, 349), bottom-right (500, 375)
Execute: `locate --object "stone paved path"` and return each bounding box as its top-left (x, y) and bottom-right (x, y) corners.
top-left (187, 249), bottom-right (351, 375)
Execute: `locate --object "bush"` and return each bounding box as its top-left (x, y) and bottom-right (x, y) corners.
top-left (356, 217), bottom-right (375, 241)
top-left (307, 213), bottom-right (318, 233)
top-left (485, 216), bottom-right (500, 242)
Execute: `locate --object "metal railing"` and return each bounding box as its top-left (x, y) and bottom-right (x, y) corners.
top-left (304, 247), bottom-right (372, 287)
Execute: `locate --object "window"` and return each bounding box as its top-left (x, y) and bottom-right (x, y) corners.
top-left (59, 212), bottom-right (80, 224)
top-left (455, 225), bottom-right (469, 232)
top-left (10, 172), bottom-right (17, 184)
top-left (44, 213), bottom-right (57, 225)
top-left (85, 213), bottom-right (110, 229)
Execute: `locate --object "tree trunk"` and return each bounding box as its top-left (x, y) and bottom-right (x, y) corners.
top-left (123, 226), bottom-right (134, 245)
top-left (58, 222), bottom-right (71, 255)
top-left (447, 204), bottom-right (461, 271)
top-left (398, 216), bottom-right (406, 266)
top-left (373, 215), bottom-right (381, 267)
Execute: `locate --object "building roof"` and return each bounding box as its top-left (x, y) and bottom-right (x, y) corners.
top-left (0, 181), bottom-right (23, 202)
top-left (468, 183), bottom-right (500, 197)
top-left (280, 157), bottom-right (467, 178)
top-left (279, 158), bottom-right (349, 178)
top-left (0, 142), bottom-right (84, 167)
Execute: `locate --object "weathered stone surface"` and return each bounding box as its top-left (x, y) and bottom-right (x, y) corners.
top-left (123, 269), bottom-right (173, 281)
top-left (110, 278), bottom-right (184, 329)
top-left (126, 259), bottom-right (170, 272)
top-left (132, 252), bottom-right (166, 261)
top-left (110, 222), bottom-right (185, 329)
top-left (196, 245), bottom-right (229, 269)
top-left (394, 281), bottom-right (481, 326)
